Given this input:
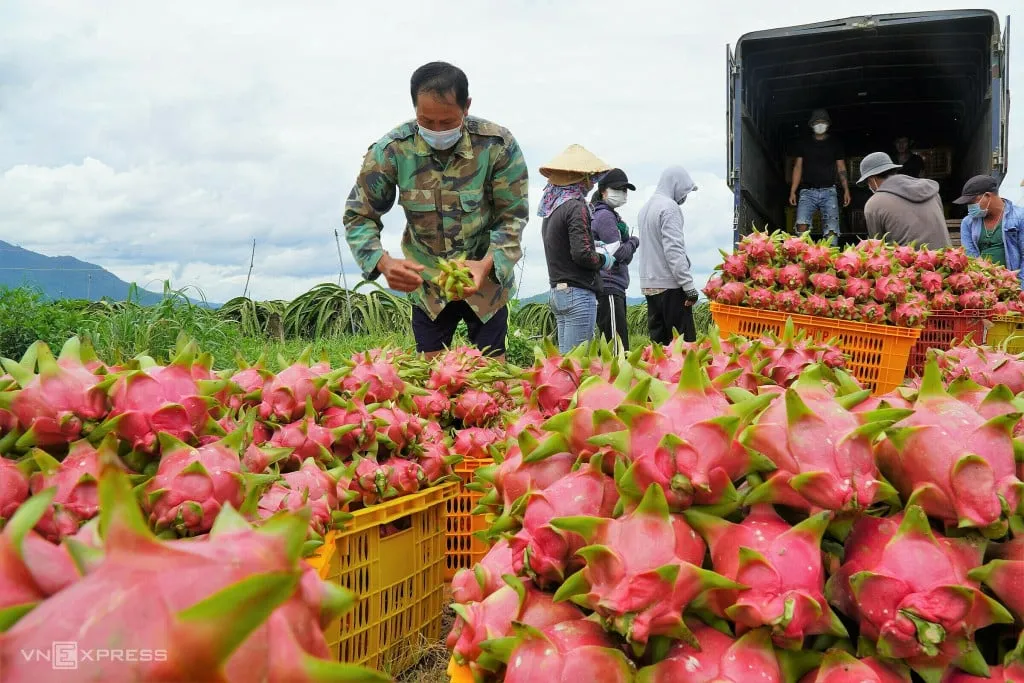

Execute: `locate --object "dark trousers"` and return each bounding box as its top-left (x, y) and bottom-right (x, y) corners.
top-left (646, 289), bottom-right (696, 345)
top-left (596, 291), bottom-right (629, 351)
top-left (411, 301), bottom-right (507, 356)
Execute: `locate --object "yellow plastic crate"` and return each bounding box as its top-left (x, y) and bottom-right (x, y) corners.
top-left (710, 302), bottom-right (921, 395)
top-left (307, 482), bottom-right (458, 676)
top-left (987, 315), bottom-right (1024, 354)
top-left (445, 457), bottom-right (493, 580)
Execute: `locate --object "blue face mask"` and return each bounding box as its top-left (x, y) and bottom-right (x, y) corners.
top-left (967, 196), bottom-right (989, 219)
top-left (419, 124), bottom-right (463, 150)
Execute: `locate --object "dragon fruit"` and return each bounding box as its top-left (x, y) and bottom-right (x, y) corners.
top-left (930, 291), bottom-right (958, 311)
top-left (382, 457), bottom-right (428, 497)
top-left (860, 302), bottom-right (889, 323)
top-left (825, 505), bottom-right (1012, 681)
top-left (830, 296), bottom-right (857, 320)
top-left (740, 365), bottom-right (898, 512)
top-left (873, 276), bottom-right (907, 304)
top-left (1, 460), bottom-right (381, 683)
top-left (891, 302), bottom-right (927, 327)
top-left (531, 367), bottom-right (636, 458)
top-left (454, 389), bottom-right (501, 427)
top-left (915, 248), bottom-right (942, 270)
top-left (875, 359), bottom-right (1024, 535)
top-left (525, 345), bottom-right (583, 416)
top-left (943, 246), bottom-right (970, 272)
top-left (27, 439), bottom-right (113, 541)
top-left (703, 275), bottom-right (725, 300)
top-left (258, 353), bottom-right (332, 422)
top-left (844, 277), bottom-right (872, 302)
top-left (721, 251), bottom-right (749, 279)
top-left (505, 455), bottom-right (619, 587)
top-left (865, 253), bottom-right (894, 276)
top-left (417, 431), bottom-right (459, 483)
top-left (339, 349), bottom-right (404, 403)
top-left (481, 617), bottom-right (636, 683)
top-left (0, 458), bottom-right (29, 525)
top-left (451, 539), bottom-right (516, 604)
top-left (427, 347), bottom-right (484, 395)
top-left (551, 484), bottom-right (738, 651)
top-left (774, 290), bottom-right (804, 313)
top-left (946, 272), bottom-right (974, 293)
top-left (447, 574), bottom-right (585, 678)
top-left (685, 506), bottom-right (846, 648)
top-left (269, 401), bottom-right (351, 469)
top-left (412, 389), bottom-right (450, 419)
top-left (258, 458), bottom-right (350, 534)
top-left (371, 404), bottom-right (423, 455)
top-left (781, 235), bottom-right (811, 259)
top-left (0, 340), bottom-right (109, 449)
top-left (798, 650), bottom-right (910, 683)
top-left (636, 621), bottom-right (783, 683)
top-left (453, 427), bottom-right (502, 461)
top-left (835, 249), bottom-right (865, 276)
top-left (241, 443), bottom-right (289, 474)
top-left (758, 320), bottom-right (845, 387)
top-left (934, 343), bottom-right (1024, 393)
top-left (958, 291), bottom-right (984, 309)
top-left (803, 244), bottom-right (833, 272)
top-left (806, 294), bottom-right (832, 317)
top-left (320, 394), bottom-right (376, 457)
top-left (472, 445), bottom-right (577, 518)
top-left (809, 272), bottom-right (841, 296)
top-left (919, 270), bottom-right (944, 295)
top-left (967, 535), bottom-right (1024, 621)
top-left (747, 287), bottom-right (776, 309)
top-left (750, 264), bottom-right (776, 287)
top-left (718, 281), bottom-right (748, 305)
top-left (778, 264), bottom-right (808, 290)
top-left (738, 231), bottom-right (778, 263)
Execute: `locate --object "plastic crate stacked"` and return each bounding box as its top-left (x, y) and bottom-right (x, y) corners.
top-left (710, 302), bottom-right (921, 394)
top-left (987, 314), bottom-right (1024, 353)
top-left (306, 481), bottom-right (458, 676)
top-left (445, 456), bottom-right (493, 580)
top-left (904, 309), bottom-right (991, 377)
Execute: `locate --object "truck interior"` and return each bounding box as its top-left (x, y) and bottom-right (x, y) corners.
top-left (728, 10), bottom-right (1010, 246)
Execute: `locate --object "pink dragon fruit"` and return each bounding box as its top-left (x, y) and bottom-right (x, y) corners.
top-left (835, 249), bottom-right (865, 276)
top-left (798, 650), bottom-right (910, 683)
top-left (484, 617), bottom-right (636, 683)
top-left (412, 389), bottom-right (450, 419)
top-left (702, 275), bottom-right (725, 300)
top-left (758, 320), bottom-right (845, 386)
top-left (348, 456), bottom-right (388, 506)
top-left (774, 290), bottom-right (804, 313)
top-left (0, 340), bottom-right (109, 449)
top-left (145, 432), bottom-right (255, 536)
top-left (533, 369), bottom-right (634, 457)
top-left (892, 245), bottom-right (918, 268)
top-left (943, 246), bottom-right (970, 272)
top-left (750, 264), bottom-right (776, 287)
top-left (915, 248), bottom-right (941, 270)
top-left (258, 458), bottom-right (350, 534)
top-left (371, 405), bottom-right (423, 454)
top-left (804, 244), bottom-right (833, 272)
top-left (891, 302), bottom-right (927, 327)
top-left (781, 235), bottom-right (811, 259)
top-left (525, 345), bottom-right (583, 416)
top-left (844, 277), bottom-right (872, 302)
top-left (637, 620), bottom-right (783, 683)
top-left (241, 443), bottom-right (289, 474)
top-left (873, 275), bottom-right (907, 304)
top-left (717, 281), bottom-right (748, 305)
top-left (741, 365), bottom-right (898, 512)
top-left (472, 446), bottom-right (577, 518)
top-left (451, 538), bottom-right (515, 604)
top-left (935, 344), bottom-right (1024, 393)
top-left (454, 389), bottom-right (501, 427)
top-left (809, 272), bottom-right (842, 296)
top-left (720, 251), bottom-right (749, 279)
top-left (875, 359), bottom-right (1024, 535)
top-left (320, 394), bottom-right (376, 457)
top-left (426, 347), bottom-right (485, 395)
top-left (778, 264), bottom-right (808, 290)
top-left (747, 287), bottom-right (775, 309)
top-left (968, 535), bottom-right (1024, 622)
top-left (258, 353), bottom-right (331, 422)
top-left (0, 457), bottom-right (29, 525)
top-left (339, 349), bottom-right (405, 403)
top-left (225, 363), bottom-right (271, 411)
top-left (269, 411), bottom-right (349, 470)
top-left (417, 429), bottom-right (459, 483)
top-left (2, 463), bottom-right (376, 683)
top-left (859, 302), bottom-right (889, 323)
top-left (27, 439), bottom-right (110, 541)
top-left (826, 505), bottom-right (1012, 681)
top-left (685, 506), bottom-right (845, 647)
top-left (930, 291), bottom-right (958, 310)
top-left (958, 291), bottom-right (984, 309)
top-left (946, 272), bottom-right (974, 293)
top-left (738, 231), bottom-right (778, 263)
top-left (919, 270), bottom-right (944, 294)
top-left (382, 457), bottom-right (428, 497)
top-left (830, 296), bottom-right (857, 320)
top-left (865, 253), bottom-right (894, 276)
top-left (447, 575), bottom-right (586, 678)
top-left (506, 455), bottom-right (619, 587)
top-left (806, 294), bottom-right (832, 317)
top-left (551, 484), bottom-right (738, 651)
top-left (452, 427), bottom-right (502, 461)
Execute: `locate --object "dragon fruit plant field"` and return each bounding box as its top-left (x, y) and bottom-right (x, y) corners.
top-left (449, 330), bottom-right (1024, 683)
top-left (705, 231), bottom-right (1024, 326)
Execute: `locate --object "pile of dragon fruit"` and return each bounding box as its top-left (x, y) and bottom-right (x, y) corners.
top-left (448, 328), bottom-right (1024, 682)
top-left (704, 231), bottom-right (1024, 327)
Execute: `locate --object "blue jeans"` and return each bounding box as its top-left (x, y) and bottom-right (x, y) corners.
top-left (549, 286), bottom-right (597, 354)
top-left (796, 187), bottom-right (840, 240)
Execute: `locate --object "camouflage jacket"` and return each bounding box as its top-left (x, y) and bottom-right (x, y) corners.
top-left (343, 116), bottom-right (529, 322)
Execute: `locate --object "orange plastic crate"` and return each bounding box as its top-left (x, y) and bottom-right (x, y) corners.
top-left (306, 482), bottom-right (458, 677)
top-left (905, 310), bottom-right (990, 377)
top-left (445, 457), bottom-right (493, 580)
top-left (710, 302), bottom-right (921, 395)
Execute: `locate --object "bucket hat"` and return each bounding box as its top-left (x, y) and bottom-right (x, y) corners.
top-left (857, 151), bottom-right (903, 185)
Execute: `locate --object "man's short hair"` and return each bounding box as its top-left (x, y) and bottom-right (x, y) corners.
top-left (410, 62), bottom-right (469, 108)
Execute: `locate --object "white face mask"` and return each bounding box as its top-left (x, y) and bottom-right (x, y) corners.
top-left (604, 189), bottom-right (627, 208)
top-left (812, 123), bottom-right (829, 135)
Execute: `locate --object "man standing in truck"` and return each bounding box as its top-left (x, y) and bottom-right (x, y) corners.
top-left (344, 61), bottom-right (529, 361)
top-left (788, 108), bottom-right (852, 246)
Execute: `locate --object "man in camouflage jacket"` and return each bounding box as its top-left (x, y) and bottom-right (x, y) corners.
top-left (344, 62), bottom-right (529, 359)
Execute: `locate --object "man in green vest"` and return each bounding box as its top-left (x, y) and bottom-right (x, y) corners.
top-left (344, 62), bottom-right (529, 359)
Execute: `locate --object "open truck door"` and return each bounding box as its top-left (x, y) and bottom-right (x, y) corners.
top-left (726, 44), bottom-right (740, 244)
top-left (993, 15), bottom-right (1011, 182)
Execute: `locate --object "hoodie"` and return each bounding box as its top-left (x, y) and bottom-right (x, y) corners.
top-left (863, 174), bottom-right (951, 249)
top-left (637, 166), bottom-right (697, 290)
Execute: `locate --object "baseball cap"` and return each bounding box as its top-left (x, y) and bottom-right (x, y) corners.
top-left (953, 175), bottom-right (1000, 204)
top-left (598, 168), bottom-right (636, 192)
top-left (808, 108), bottom-right (831, 125)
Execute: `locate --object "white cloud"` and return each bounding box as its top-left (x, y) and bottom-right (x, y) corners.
top-left (0, 0), bottom-right (1021, 307)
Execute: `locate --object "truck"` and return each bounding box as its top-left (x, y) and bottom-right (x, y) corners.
top-left (726, 10), bottom-right (1011, 246)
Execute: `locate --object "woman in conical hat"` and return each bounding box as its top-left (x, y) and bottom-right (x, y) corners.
top-left (538, 144), bottom-right (616, 353)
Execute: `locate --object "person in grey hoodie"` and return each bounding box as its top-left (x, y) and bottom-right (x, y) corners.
top-left (857, 151), bottom-right (952, 249)
top-left (637, 165), bottom-right (699, 344)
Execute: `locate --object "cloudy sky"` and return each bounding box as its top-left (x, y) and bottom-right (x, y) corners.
top-left (1, 0), bottom-right (1022, 304)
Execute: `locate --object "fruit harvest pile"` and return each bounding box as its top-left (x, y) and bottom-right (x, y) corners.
top-left (449, 329), bottom-right (1024, 682)
top-left (704, 232), bottom-right (1024, 326)
top-left (0, 335), bottom-right (521, 681)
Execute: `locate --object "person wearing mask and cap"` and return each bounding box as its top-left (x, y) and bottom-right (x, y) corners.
top-left (344, 61), bottom-right (528, 360)
top-left (590, 168), bottom-right (640, 352)
top-left (893, 136), bottom-right (925, 179)
top-left (857, 151), bottom-right (951, 249)
top-left (637, 165), bottom-right (699, 344)
top-left (539, 145), bottom-right (615, 353)
top-left (955, 175), bottom-right (1024, 286)
top-left (789, 108), bottom-right (851, 246)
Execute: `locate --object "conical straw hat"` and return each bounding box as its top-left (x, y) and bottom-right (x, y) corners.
top-left (539, 144), bottom-right (611, 180)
